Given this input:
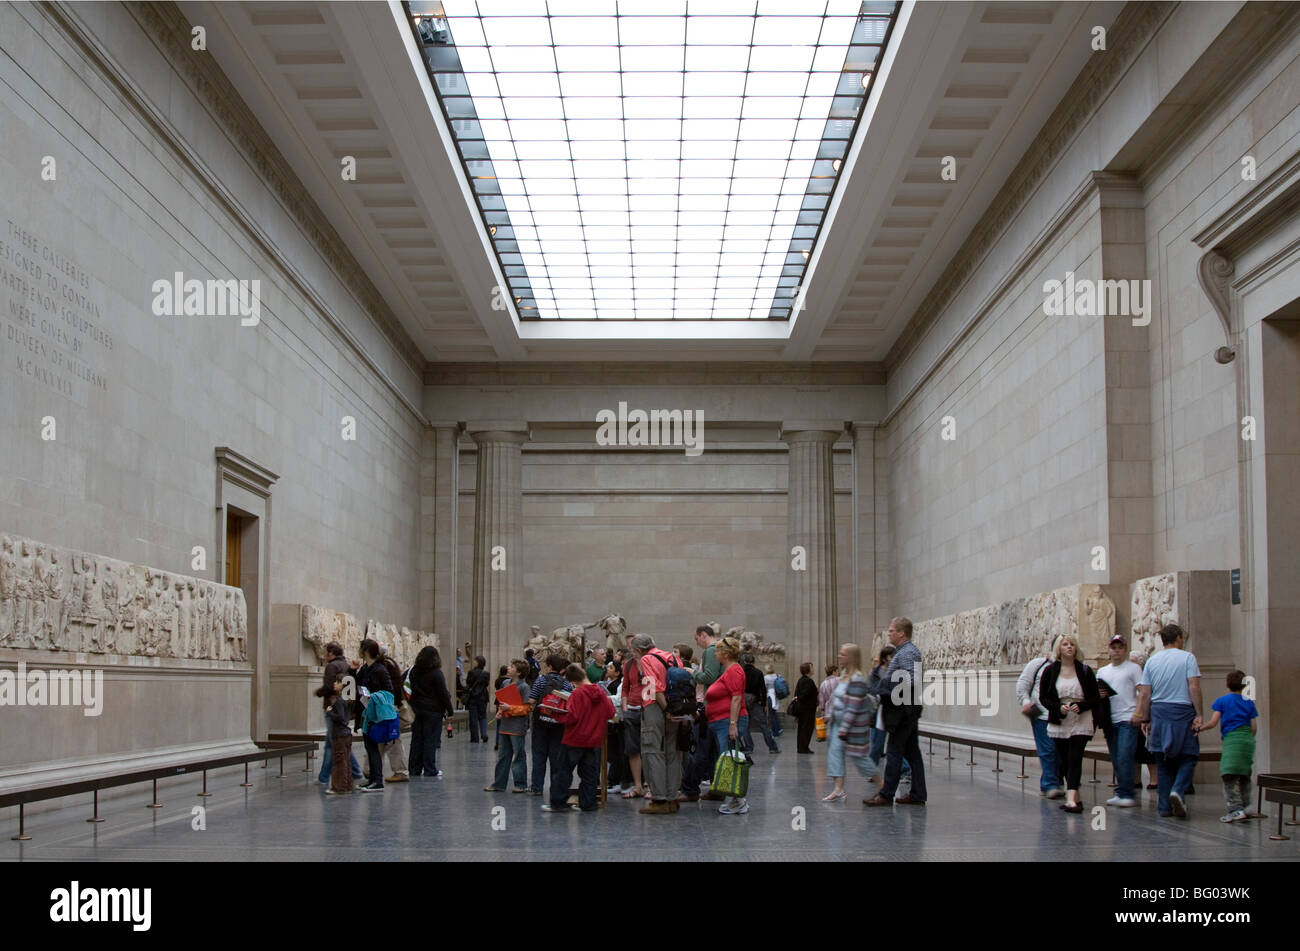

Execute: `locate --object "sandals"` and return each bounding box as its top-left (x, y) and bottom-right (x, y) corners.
top-left (621, 786), bottom-right (645, 799)
top-left (822, 790), bottom-right (847, 802)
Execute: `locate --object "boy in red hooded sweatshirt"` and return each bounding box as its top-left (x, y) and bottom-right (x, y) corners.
top-left (543, 663), bottom-right (616, 813)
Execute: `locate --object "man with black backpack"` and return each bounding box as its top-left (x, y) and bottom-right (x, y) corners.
top-left (630, 634), bottom-right (689, 815)
top-left (526, 653), bottom-right (573, 800)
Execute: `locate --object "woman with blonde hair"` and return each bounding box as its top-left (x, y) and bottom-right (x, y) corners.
top-left (705, 635), bottom-right (751, 815)
top-left (821, 643), bottom-right (877, 802)
top-left (1039, 633), bottom-right (1102, 814)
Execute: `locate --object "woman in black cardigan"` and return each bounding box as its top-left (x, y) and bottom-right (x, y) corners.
top-left (408, 646), bottom-right (455, 777)
top-left (1039, 634), bottom-right (1102, 814)
top-left (793, 662), bottom-right (820, 754)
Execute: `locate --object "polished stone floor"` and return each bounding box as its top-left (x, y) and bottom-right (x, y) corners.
top-left (4, 732), bottom-right (1298, 861)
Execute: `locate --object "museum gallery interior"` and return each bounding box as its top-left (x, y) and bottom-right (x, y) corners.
top-left (1, 0), bottom-right (1298, 861)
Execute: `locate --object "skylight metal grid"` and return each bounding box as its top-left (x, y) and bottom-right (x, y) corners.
top-left (407, 1), bottom-right (900, 320)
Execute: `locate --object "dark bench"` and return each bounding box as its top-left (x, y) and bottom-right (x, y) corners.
top-left (1257, 773), bottom-right (1300, 840)
top-left (3, 739), bottom-right (316, 840)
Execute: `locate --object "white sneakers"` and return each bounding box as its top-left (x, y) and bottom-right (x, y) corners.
top-left (1169, 791), bottom-right (1187, 818)
top-left (1219, 810), bottom-right (1248, 823)
top-left (1106, 796), bottom-right (1138, 808)
top-left (718, 797), bottom-right (749, 815)
top-left (1044, 788), bottom-right (1065, 800)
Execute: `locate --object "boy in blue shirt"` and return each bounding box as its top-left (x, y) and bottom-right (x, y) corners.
top-left (1198, 670), bottom-right (1259, 823)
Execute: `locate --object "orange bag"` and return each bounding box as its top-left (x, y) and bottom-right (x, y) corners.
top-left (815, 716), bottom-right (827, 740)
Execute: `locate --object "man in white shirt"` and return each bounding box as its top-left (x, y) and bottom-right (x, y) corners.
top-left (1097, 635), bottom-right (1142, 807)
top-left (1016, 650), bottom-right (1062, 798)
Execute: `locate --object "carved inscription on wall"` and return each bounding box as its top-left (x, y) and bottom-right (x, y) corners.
top-left (0, 531), bottom-right (246, 660)
top-left (1, 221), bottom-right (111, 399)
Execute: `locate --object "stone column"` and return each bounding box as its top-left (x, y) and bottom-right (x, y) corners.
top-left (850, 422), bottom-right (877, 649)
top-left (468, 423), bottom-right (528, 670)
top-left (782, 422), bottom-right (842, 672)
top-left (420, 424), bottom-right (459, 643)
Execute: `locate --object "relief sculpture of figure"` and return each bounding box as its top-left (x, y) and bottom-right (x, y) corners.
top-left (30, 545), bottom-right (51, 649)
top-left (16, 540), bottom-right (37, 647)
top-left (233, 594), bottom-right (248, 660)
top-left (212, 589), bottom-right (228, 660)
top-left (193, 585), bottom-right (210, 659)
top-left (44, 548), bottom-right (65, 650)
top-left (174, 579), bottom-right (190, 658)
top-left (0, 535), bottom-right (18, 647)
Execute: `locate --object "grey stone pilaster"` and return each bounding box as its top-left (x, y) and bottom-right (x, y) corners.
top-left (782, 423), bottom-right (842, 671)
top-left (468, 423), bottom-right (528, 670)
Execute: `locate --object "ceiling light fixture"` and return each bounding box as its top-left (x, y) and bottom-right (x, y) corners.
top-left (832, 159), bottom-right (841, 173)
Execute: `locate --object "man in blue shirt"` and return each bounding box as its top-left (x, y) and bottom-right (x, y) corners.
top-left (1132, 623), bottom-right (1202, 818)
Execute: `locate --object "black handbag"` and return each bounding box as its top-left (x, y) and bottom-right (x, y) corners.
top-left (787, 699), bottom-right (801, 718)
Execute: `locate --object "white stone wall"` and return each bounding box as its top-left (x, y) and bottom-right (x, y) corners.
top-left (884, 203), bottom-right (1111, 623)
top-left (0, 3), bottom-right (424, 631)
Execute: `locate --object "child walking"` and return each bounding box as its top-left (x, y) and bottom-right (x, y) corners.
top-left (318, 679), bottom-right (354, 795)
top-left (544, 664), bottom-right (615, 813)
top-left (1199, 669), bottom-right (1259, 822)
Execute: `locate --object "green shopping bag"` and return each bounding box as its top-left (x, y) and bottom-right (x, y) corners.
top-left (712, 739), bottom-right (750, 798)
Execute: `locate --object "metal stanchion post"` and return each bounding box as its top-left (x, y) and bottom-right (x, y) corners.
top-left (87, 789), bottom-right (105, 823)
top-left (992, 750), bottom-right (1003, 773)
top-left (197, 769), bottom-right (212, 797)
top-left (12, 804), bottom-right (31, 841)
top-left (241, 762), bottom-right (253, 788)
top-left (147, 778), bottom-right (163, 808)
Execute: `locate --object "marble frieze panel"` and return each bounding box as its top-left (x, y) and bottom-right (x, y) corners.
top-left (0, 531), bottom-right (247, 660)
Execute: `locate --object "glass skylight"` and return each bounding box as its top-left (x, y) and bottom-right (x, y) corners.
top-left (407, 1), bottom-right (900, 320)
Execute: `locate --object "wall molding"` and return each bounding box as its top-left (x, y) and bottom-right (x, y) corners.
top-left (38, 1), bottom-right (429, 426)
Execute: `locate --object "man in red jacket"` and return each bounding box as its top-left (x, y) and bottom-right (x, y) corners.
top-left (544, 664), bottom-right (616, 813)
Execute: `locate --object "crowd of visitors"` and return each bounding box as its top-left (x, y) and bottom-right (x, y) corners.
top-left (315, 618), bottom-right (1260, 826)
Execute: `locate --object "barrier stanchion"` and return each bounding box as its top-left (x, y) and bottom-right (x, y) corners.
top-left (1015, 755), bottom-right (1028, 779)
top-left (12, 804), bottom-right (31, 841)
top-left (992, 750), bottom-right (1003, 773)
top-left (197, 770), bottom-right (212, 798)
top-left (241, 763), bottom-right (253, 788)
top-left (87, 789), bottom-right (104, 823)
top-left (147, 779), bottom-right (163, 809)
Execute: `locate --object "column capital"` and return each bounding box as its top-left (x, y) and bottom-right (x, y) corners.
top-left (467, 421), bottom-right (530, 446)
top-left (780, 421), bottom-right (845, 444)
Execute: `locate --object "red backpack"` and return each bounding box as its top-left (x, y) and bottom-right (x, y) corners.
top-left (536, 674), bottom-right (573, 725)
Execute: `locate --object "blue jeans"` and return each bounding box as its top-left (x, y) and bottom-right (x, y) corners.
top-left (318, 714), bottom-right (363, 782)
top-left (709, 715), bottom-right (750, 765)
top-left (493, 732), bottom-right (528, 790)
top-left (869, 726), bottom-right (910, 775)
top-left (1154, 752), bottom-right (1197, 814)
top-left (467, 700), bottom-right (488, 742)
top-left (1105, 723), bottom-right (1140, 799)
top-left (408, 711), bottom-right (443, 775)
top-left (554, 746), bottom-right (601, 810)
top-left (532, 722), bottom-right (567, 795)
top-left (1031, 717), bottom-right (1062, 792)
top-left (683, 716), bottom-right (718, 793)
top-left (769, 699), bottom-right (783, 736)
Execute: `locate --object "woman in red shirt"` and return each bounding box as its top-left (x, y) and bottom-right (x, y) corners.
top-left (705, 636), bottom-right (750, 815)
